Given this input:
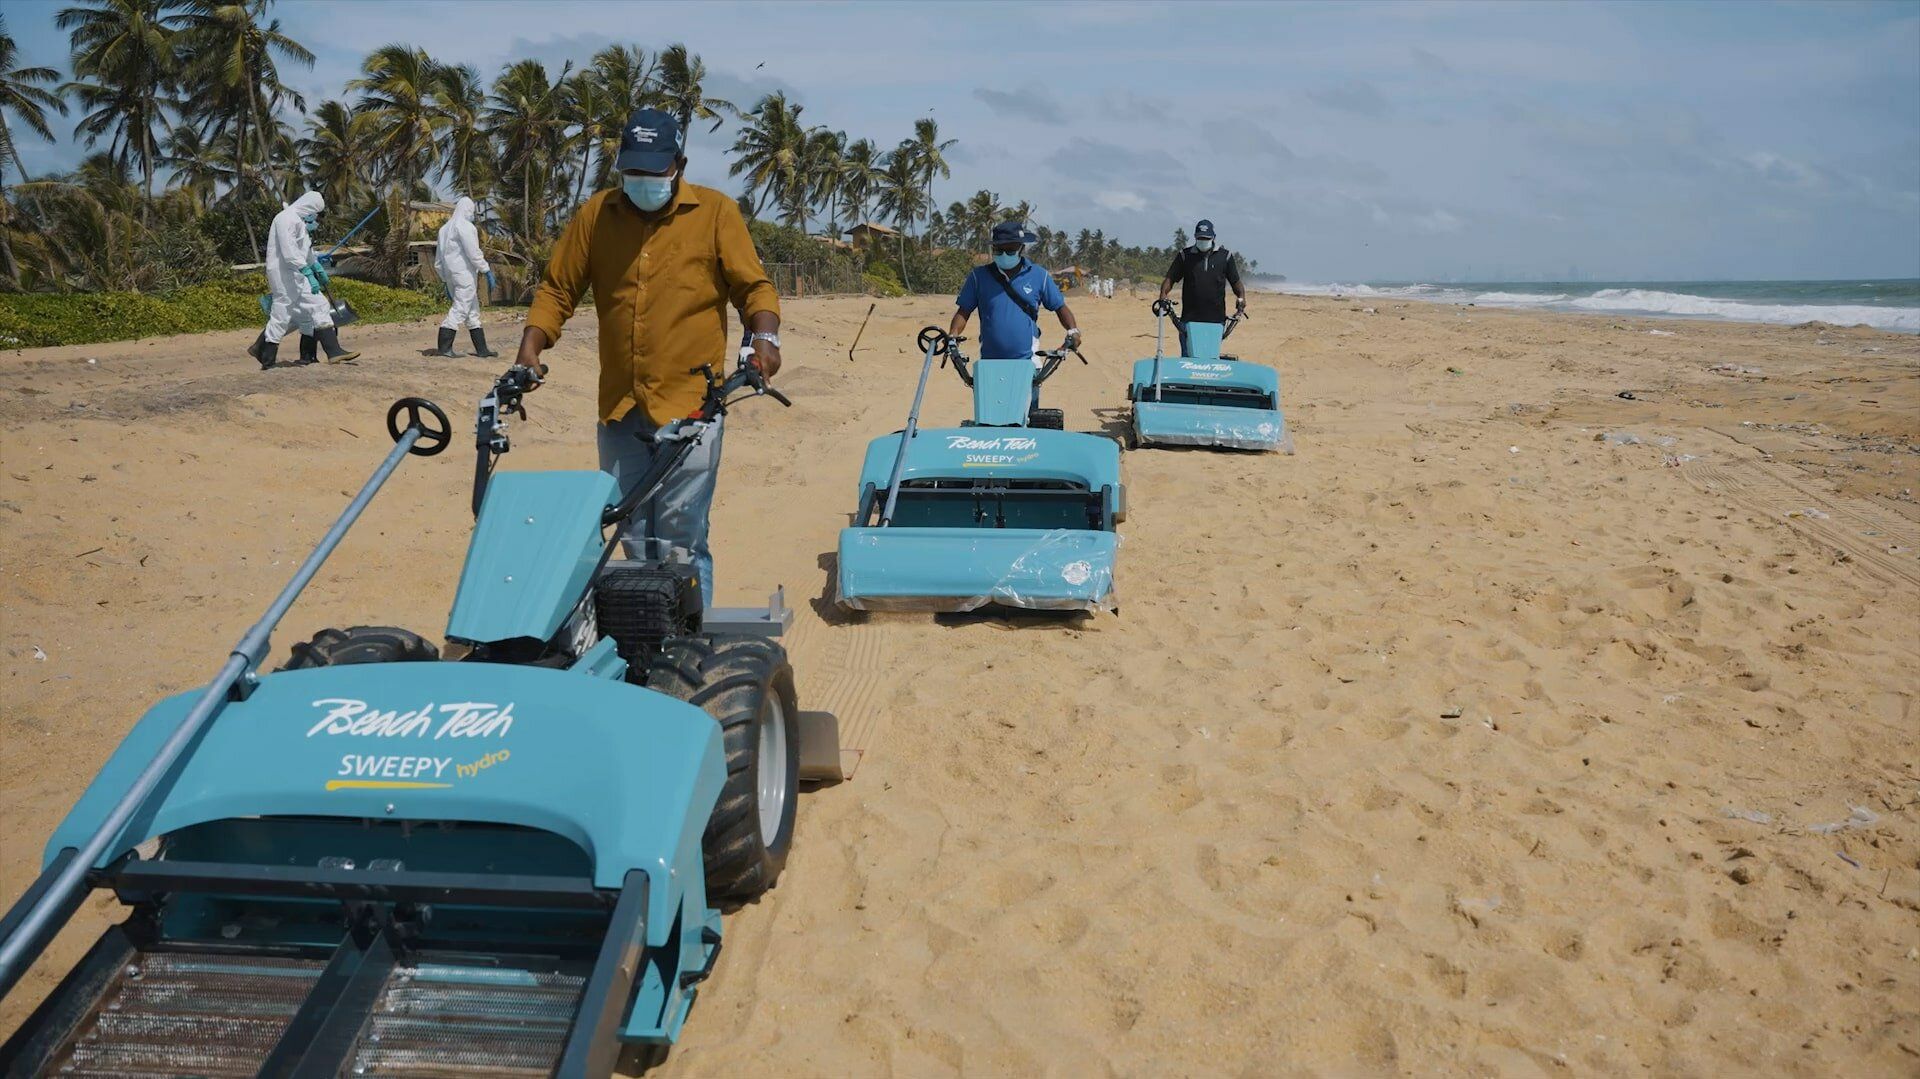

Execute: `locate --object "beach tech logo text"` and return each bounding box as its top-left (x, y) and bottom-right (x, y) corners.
top-left (1177, 361), bottom-right (1232, 379)
top-left (306, 698), bottom-right (516, 740)
top-left (946, 435), bottom-right (1037, 452)
top-left (307, 698), bottom-right (516, 792)
top-left (946, 434), bottom-right (1040, 467)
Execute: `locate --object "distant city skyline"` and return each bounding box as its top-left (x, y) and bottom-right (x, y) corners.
top-left (10, 0), bottom-right (1917, 282)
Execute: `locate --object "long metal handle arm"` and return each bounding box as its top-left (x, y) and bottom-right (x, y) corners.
top-left (879, 340), bottom-right (942, 527)
top-left (0, 428), bottom-right (422, 998)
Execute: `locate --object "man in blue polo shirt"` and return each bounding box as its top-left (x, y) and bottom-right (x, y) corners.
top-left (949, 221), bottom-right (1080, 374)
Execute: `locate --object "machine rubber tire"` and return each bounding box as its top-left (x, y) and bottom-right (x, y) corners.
top-left (646, 635), bottom-right (800, 901)
top-left (279, 625), bottom-right (439, 670)
top-left (1027, 408), bottom-right (1064, 431)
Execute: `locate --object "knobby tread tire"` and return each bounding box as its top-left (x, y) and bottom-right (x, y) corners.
top-left (645, 634), bottom-right (799, 901)
top-left (279, 625), bottom-right (439, 670)
top-left (1028, 408), bottom-right (1065, 430)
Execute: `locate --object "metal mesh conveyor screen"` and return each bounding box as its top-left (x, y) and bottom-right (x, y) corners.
top-left (44, 951), bottom-right (327, 1077)
top-left (345, 962), bottom-right (588, 1078)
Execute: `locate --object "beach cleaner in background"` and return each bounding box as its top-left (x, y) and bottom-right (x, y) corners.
top-left (1127, 296), bottom-right (1289, 452)
top-left (948, 220), bottom-right (1082, 415)
top-left (1158, 218), bottom-right (1246, 357)
top-left (432, 195), bottom-right (499, 358)
top-left (247, 191), bottom-right (360, 369)
top-left (514, 106), bottom-right (782, 603)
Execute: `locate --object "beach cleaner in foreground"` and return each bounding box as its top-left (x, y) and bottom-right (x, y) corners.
top-left (513, 107), bottom-right (782, 602)
top-left (432, 195), bottom-right (499, 358)
top-left (248, 191), bottom-right (360, 369)
top-left (1158, 218), bottom-right (1246, 357)
top-left (948, 220), bottom-right (1081, 413)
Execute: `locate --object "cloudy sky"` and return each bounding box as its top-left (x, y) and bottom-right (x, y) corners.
top-left (11, 0), bottom-right (1918, 282)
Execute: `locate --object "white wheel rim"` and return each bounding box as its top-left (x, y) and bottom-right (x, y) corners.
top-left (757, 695), bottom-right (790, 845)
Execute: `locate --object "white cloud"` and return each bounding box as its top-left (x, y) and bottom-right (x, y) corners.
top-left (1414, 209), bottom-right (1464, 234)
top-left (1094, 190), bottom-right (1148, 212)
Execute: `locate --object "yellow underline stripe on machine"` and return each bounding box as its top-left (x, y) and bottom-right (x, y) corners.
top-left (324, 780), bottom-right (455, 791)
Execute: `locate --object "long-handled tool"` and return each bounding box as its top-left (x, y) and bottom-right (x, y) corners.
top-left (877, 328), bottom-right (948, 527)
top-left (1149, 298), bottom-right (1174, 401)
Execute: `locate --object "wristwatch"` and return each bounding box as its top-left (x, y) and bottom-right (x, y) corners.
top-left (750, 332), bottom-right (781, 348)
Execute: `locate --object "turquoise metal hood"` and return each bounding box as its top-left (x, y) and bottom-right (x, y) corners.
top-left (447, 469), bottom-right (616, 645)
top-left (44, 661), bottom-right (725, 944)
top-left (856, 427), bottom-right (1123, 491)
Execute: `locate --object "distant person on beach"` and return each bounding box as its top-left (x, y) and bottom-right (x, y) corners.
top-left (513, 108), bottom-right (781, 601)
top-left (948, 221), bottom-right (1081, 395)
top-left (432, 195), bottom-right (498, 358)
top-left (249, 191), bottom-right (359, 368)
top-left (1158, 219), bottom-right (1246, 355)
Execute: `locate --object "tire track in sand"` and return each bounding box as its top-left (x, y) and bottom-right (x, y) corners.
top-left (1684, 458), bottom-right (1920, 586)
top-left (783, 609), bottom-right (903, 778)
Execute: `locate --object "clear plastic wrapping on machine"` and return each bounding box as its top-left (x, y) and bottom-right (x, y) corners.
top-left (836, 526), bottom-right (1120, 613)
top-left (1132, 401), bottom-right (1293, 453)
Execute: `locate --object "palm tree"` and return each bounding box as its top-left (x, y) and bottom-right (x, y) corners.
top-left (727, 91), bottom-right (806, 217)
top-left (159, 123), bottom-right (232, 208)
top-left (963, 188), bottom-right (1001, 249)
top-left (837, 136), bottom-right (879, 230)
top-left (486, 58), bottom-right (570, 248)
top-left (907, 116), bottom-right (954, 234)
top-left (807, 127), bottom-right (846, 236)
top-left (0, 15), bottom-right (69, 285)
top-left (653, 43), bottom-right (734, 136)
top-left (58, 0), bottom-right (183, 210)
top-left (559, 66), bottom-right (610, 210)
top-left (173, 0), bottom-right (311, 204)
top-left (298, 99), bottom-right (373, 211)
top-left (0, 18), bottom-right (66, 184)
top-left (349, 44), bottom-right (446, 281)
top-left (585, 44), bottom-right (654, 190)
top-left (432, 62), bottom-right (489, 199)
top-left (873, 147), bottom-right (925, 232)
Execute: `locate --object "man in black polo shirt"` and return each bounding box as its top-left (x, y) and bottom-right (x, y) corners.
top-left (1158, 219), bottom-right (1246, 355)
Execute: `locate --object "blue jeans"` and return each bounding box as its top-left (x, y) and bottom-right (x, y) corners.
top-left (596, 409), bottom-right (725, 602)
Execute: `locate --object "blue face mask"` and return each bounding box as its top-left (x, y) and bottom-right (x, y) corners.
top-left (302, 216), bottom-right (317, 234)
top-left (1195, 239), bottom-right (1214, 252)
top-left (992, 251), bottom-right (1022, 272)
top-left (623, 173), bottom-right (675, 212)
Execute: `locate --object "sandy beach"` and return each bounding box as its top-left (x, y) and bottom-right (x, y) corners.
top-left (1, 292), bottom-right (1915, 1075)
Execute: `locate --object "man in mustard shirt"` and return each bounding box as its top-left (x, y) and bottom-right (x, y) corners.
top-left (516, 108), bottom-right (782, 601)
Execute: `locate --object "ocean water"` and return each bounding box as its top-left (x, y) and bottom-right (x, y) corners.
top-left (1263, 279), bottom-right (1920, 333)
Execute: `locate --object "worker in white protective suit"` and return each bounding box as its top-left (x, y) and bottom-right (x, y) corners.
top-left (432, 196), bottom-right (498, 357)
top-left (248, 191), bottom-right (359, 368)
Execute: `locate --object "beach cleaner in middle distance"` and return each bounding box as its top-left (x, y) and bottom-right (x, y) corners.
top-left (835, 325), bottom-right (1123, 615)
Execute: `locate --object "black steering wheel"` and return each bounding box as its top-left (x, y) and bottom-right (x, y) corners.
top-left (1151, 298), bottom-right (1175, 318)
top-left (386, 397), bottom-right (451, 456)
top-left (916, 326), bottom-right (949, 355)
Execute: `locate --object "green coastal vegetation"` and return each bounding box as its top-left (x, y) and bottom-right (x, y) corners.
top-left (0, 2), bottom-right (1255, 346)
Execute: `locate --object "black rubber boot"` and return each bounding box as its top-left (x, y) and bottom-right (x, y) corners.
top-left (298, 334), bottom-right (318, 365)
top-left (469, 328), bottom-right (499, 358)
top-left (434, 326), bottom-right (459, 358)
top-left (316, 326), bottom-right (360, 364)
top-left (254, 337), bottom-right (279, 369)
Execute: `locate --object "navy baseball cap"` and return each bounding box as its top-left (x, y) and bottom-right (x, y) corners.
top-left (990, 221), bottom-right (1037, 247)
top-left (616, 108), bottom-right (684, 173)
top-left (1194, 219), bottom-right (1216, 239)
